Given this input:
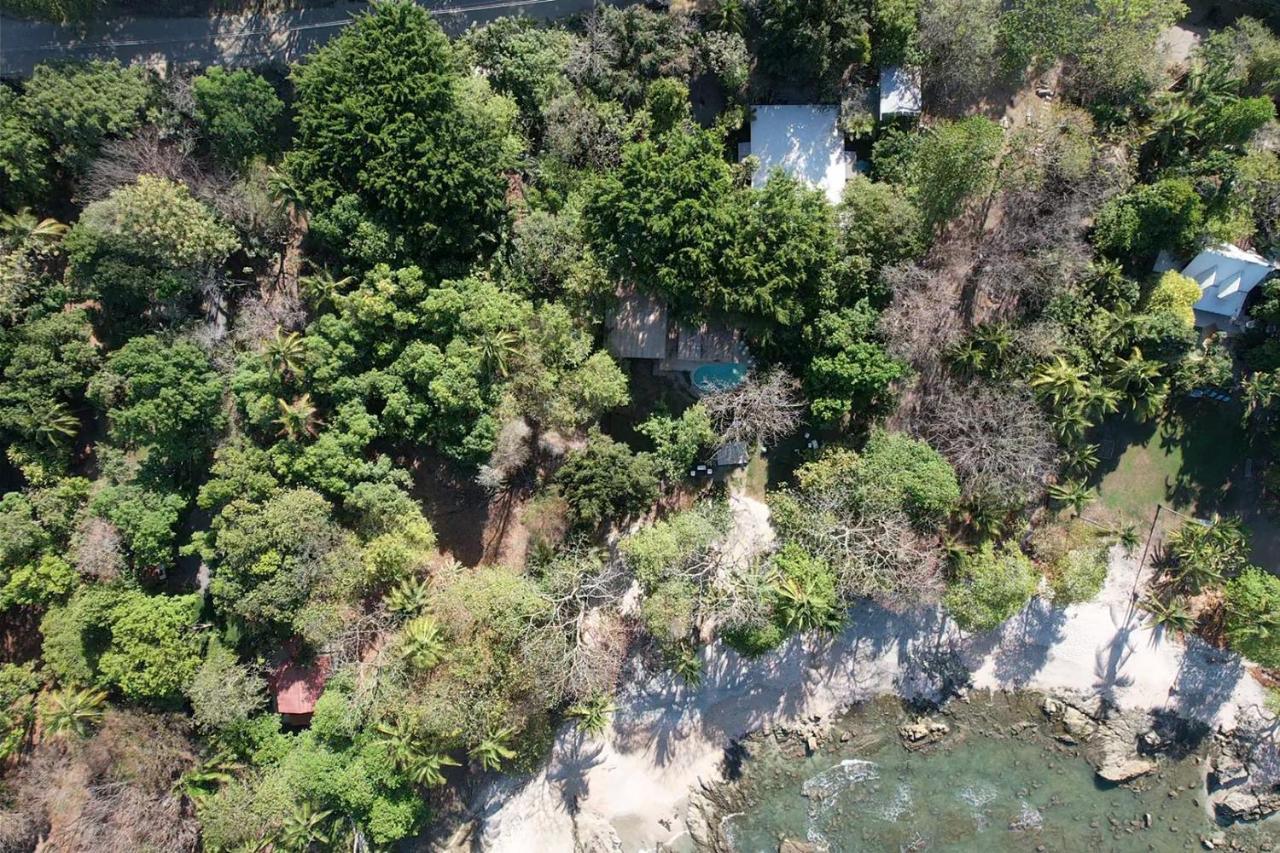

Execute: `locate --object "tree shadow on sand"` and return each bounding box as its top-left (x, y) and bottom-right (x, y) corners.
top-left (990, 598), bottom-right (1068, 688)
top-left (1171, 639), bottom-right (1247, 723)
top-left (544, 729), bottom-right (606, 817)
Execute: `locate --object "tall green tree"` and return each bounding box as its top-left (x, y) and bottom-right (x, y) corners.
top-left (288, 1), bottom-right (519, 269)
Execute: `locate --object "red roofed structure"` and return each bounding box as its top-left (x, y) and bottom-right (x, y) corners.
top-left (272, 648), bottom-right (332, 726)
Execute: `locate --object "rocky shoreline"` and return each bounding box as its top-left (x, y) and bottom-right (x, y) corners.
top-left (687, 689), bottom-right (1280, 853)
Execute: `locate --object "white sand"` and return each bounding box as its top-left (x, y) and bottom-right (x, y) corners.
top-left (476, 525), bottom-right (1268, 852)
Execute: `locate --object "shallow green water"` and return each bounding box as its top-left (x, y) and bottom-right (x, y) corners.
top-left (719, 695), bottom-right (1278, 853)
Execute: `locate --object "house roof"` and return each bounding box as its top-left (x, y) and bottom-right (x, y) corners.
top-left (712, 441), bottom-right (750, 468)
top-left (879, 66), bottom-right (922, 117)
top-left (273, 653), bottom-right (331, 716)
top-left (606, 287), bottom-right (669, 360)
top-left (1181, 243), bottom-right (1276, 324)
top-left (748, 105), bottom-right (852, 204)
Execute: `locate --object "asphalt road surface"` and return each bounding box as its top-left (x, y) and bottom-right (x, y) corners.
top-left (0, 0), bottom-right (617, 76)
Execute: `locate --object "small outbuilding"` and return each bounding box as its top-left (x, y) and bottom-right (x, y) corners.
top-left (1180, 243), bottom-right (1278, 333)
top-left (272, 649), bottom-right (332, 726)
top-left (742, 105), bottom-right (853, 204)
top-left (879, 66), bottom-right (922, 118)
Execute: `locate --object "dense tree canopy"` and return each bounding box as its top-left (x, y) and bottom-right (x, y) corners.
top-left (288, 1), bottom-right (519, 269)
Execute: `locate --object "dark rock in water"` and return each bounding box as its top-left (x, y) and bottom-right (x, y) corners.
top-left (898, 718), bottom-right (949, 748)
top-left (1096, 755), bottom-right (1157, 783)
top-left (778, 839), bottom-right (816, 853)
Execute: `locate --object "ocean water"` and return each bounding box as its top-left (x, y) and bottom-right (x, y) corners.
top-left (717, 694), bottom-right (1279, 853)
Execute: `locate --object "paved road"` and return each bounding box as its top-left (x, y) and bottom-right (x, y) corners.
top-left (0, 0), bottom-right (609, 76)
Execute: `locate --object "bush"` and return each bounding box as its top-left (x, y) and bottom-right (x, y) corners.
top-left (1224, 567), bottom-right (1280, 669)
top-left (1049, 545), bottom-right (1108, 605)
top-left (555, 430), bottom-right (659, 529)
top-left (1092, 178), bottom-right (1205, 268)
top-left (192, 67), bottom-right (283, 167)
top-left (0, 553), bottom-right (76, 609)
top-left (618, 502), bottom-right (723, 590)
top-left (185, 641), bottom-right (267, 733)
top-left (722, 620), bottom-right (786, 656)
top-left (944, 541), bottom-right (1039, 631)
top-left (1147, 270), bottom-right (1202, 328)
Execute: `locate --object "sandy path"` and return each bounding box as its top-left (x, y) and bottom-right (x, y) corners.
top-left (476, 537), bottom-right (1268, 852)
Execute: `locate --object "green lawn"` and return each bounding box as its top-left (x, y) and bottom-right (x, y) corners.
top-left (1094, 404), bottom-right (1280, 568)
top-left (1095, 405), bottom-right (1242, 522)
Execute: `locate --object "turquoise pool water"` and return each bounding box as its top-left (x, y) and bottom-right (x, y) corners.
top-left (692, 363), bottom-right (747, 393)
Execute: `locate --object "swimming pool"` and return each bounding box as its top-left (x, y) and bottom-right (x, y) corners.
top-left (691, 362), bottom-right (747, 394)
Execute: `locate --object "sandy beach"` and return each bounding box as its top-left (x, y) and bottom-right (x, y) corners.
top-left (475, 520), bottom-right (1270, 852)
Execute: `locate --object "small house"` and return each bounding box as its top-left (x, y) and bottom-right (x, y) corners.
top-left (879, 66), bottom-right (923, 119)
top-left (272, 650), bottom-right (332, 726)
top-left (740, 105), bottom-right (854, 204)
top-left (606, 286), bottom-right (751, 394)
top-left (1180, 243), bottom-right (1278, 333)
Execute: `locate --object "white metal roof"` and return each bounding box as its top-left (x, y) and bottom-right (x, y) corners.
top-left (747, 105), bottom-right (851, 204)
top-left (879, 66), bottom-right (922, 117)
top-left (1181, 243), bottom-right (1276, 323)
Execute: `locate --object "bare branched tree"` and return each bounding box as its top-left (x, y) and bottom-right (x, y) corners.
top-left (912, 380), bottom-right (1058, 507)
top-left (701, 367), bottom-right (804, 449)
top-left (0, 710), bottom-right (199, 852)
top-left (879, 262), bottom-right (962, 377)
top-left (72, 517), bottom-right (124, 582)
top-left (778, 487), bottom-right (945, 609)
top-left (529, 543), bottom-right (633, 702)
top-left (476, 417), bottom-right (533, 492)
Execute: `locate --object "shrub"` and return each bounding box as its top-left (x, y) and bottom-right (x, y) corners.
top-left (1147, 270), bottom-right (1202, 328)
top-left (1049, 545), bottom-right (1108, 606)
top-left (192, 67), bottom-right (283, 167)
top-left (1224, 567), bottom-right (1280, 669)
top-left (555, 429), bottom-right (659, 529)
top-left (944, 541), bottom-right (1039, 631)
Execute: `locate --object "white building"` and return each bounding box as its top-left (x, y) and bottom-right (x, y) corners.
top-left (1181, 243), bottom-right (1277, 332)
top-left (879, 66), bottom-right (922, 118)
top-left (741, 105), bottom-right (853, 204)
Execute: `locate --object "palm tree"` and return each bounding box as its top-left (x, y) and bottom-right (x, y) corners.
top-left (948, 336), bottom-right (986, 377)
top-left (1063, 443), bottom-right (1100, 475)
top-left (276, 801), bottom-right (333, 852)
top-left (667, 642), bottom-right (703, 686)
top-left (264, 327), bottom-right (306, 382)
top-left (385, 575), bottom-right (431, 616)
top-left (1048, 479), bottom-right (1094, 517)
top-left (567, 694), bottom-right (617, 736)
top-left (772, 575), bottom-right (843, 634)
top-left (25, 399), bottom-right (79, 447)
top-left (1111, 523), bottom-right (1141, 555)
top-left (399, 616), bottom-right (447, 671)
top-left (40, 687), bottom-right (107, 739)
top-left (1050, 403), bottom-right (1093, 444)
top-left (177, 751), bottom-right (242, 802)
top-left (1140, 595), bottom-right (1196, 634)
top-left (1109, 347), bottom-right (1164, 417)
top-left (478, 329), bottom-right (519, 379)
top-left (1167, 517), bottom-right (1249, 592)
top-left (973, 322), bottom-right (1013, 361)
top-left (376, 718), bottom-right (419, 771)
top-left (407, 751), bottom-right (461, 787)
top-left (275, 394), bottom-right (320, 441)
top-left (267, 166), bottom-right (307, 225)
top-left (299, 266), bottom-right (354, 311)
top-left (1030, 357), bottom-right (1089, 408)
top-left (707, 0), bottom-right (745, 33)
top-left (1243, 371), bottom-right (1280, 427)
top-left (469, 726), bottom-right (517, 771)
top-left (0, 208), bottom-right (69, 247)
top-left (1084, 384), bottom-right (1122, 421)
